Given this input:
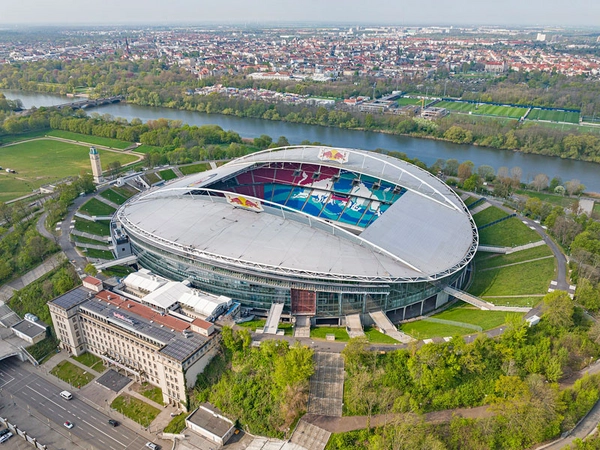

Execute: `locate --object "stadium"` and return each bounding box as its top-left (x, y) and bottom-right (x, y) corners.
top-left (114, 146), bottom-right (478, 324)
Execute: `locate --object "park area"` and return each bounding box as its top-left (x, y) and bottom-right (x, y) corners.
top-left (435, 101), bottom-right (527, 119)
top-left (0, 138), bottom-right (138, 202)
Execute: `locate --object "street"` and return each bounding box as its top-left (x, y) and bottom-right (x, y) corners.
top-left (0, 357), bottom-right (151, 450)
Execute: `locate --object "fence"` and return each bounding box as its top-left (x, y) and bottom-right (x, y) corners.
top-left (0, 417), bottom-right (47, 449)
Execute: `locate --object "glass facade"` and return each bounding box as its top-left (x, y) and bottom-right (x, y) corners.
top-left (130, 236), bottom-right (468, 318)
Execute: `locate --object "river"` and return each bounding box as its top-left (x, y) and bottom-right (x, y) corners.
top-left (4, 89), bottom-right (600, 192)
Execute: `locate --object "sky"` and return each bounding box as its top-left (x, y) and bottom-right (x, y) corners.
top-left (1, 0), bottom-right (599, 27)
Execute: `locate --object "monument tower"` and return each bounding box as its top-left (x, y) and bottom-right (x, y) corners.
top-left (89, 147), bottom-right (103, 183)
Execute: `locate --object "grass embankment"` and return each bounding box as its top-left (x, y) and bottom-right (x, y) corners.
top-left (26, 336), bottom-right (59, 364)
top-left (478, 217), bottom-right (541, 247)
top-left (72, 235), bottom-right (108, 246)
top-left (515, 189), bottom-right (577, 208)
top-left (72, 352), bottom-right (106, 373)
top-left (159, 168), bottom-right (177, 181)
top-left (79, 198), bottom-right (116, 216)
top-left (78, 247), bottom-right (114, 260)
top-left (311, 326), bottom-right (350, 342)
top-left (50, 360), bottom-right (94, 387)
top-left (472, 206), bottom-right (509, 227)
top-left (363, 326), bottom-right (401, 344)
top-left (139, 383), bottom-right (164, 405)
top-left (237, 319), bottom-right (293, 336)
top-left (474, 245), bottom-right (553, 270)
top-left (101, 265), bottom-right (135, 277)
top-left (0, 138), bottom-right (137, 202)
top-left (74, 218), bottom-right (111, 236)
top-left (110, 394), bottom-right (161, 427)
top-left (100, 188), bottom-right (128, 205)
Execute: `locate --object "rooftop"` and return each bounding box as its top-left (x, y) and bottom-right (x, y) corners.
top-left (186, 403), bottom-right (234, 438)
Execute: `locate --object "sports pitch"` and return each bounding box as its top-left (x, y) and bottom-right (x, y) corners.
top-left (0, 138), bottom-right (138, 202)
top-left (436, 101), bottom-right (528, 119)
top-left (527, 108), bottom-right (580, 124)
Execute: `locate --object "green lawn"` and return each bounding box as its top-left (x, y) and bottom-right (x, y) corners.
top-left (135, 144), bottom-right (163, 154)
top-left (363, 326), bottom-right (401, 344)
top-left (80, 247), bottom-right (114, 260)
top-left (79, 198), bottom-right (116, 216)
top-left (74, 218), bottom-right (111, 236)
top-left (112, 185), bottom-right (138, 199)
top-left (397, 97), bottom-right (423, 106)
top-left (179, 163), bottom-right (211, 175)
top-left (475, 245), bottom-right (553, 270)
top-left (72, 352), bottom-right (106, 373)
top-left (515, 189), bottom-right (577, 208)
top-left (163, 414), bottom-right (186, 433)
top-left (46, 130), bottom-right (132, 149)
top-left (110, 394), bottom-right (161, 427)
top-left (237, 319), bottom-right (293, 335)
top-left (594, 203), bottom-right (600, 215)
top-left (139, 383), bottom-right (164, 405)
top-left (144, 172), bottom-right (161, 185)
top-left (72, 234), bottom-right (108, 246)
top-left (400, 320), bottom-right (474, 339)
top-left (100, 188), bottom-right (128, 205)
top-left (472, 206), bottom-right (509, 227)
top-left (481, 296), bottom-right (543, 307)
top-left (431, 302), bottom-right (520, 330)
top-left (0, 138), bottom-right (137, 202)
top-left (463, 196), bottom-right (479, 206)
top-left (0, 130), bottom-right (49, 145)
top-left (527, 121), bottom-right (600, 134)
top-left (478, 217), bottom-right (541, 247)
top-left (50, 360), bottom-right (95, 387)
top-left (159, 168), bottom-right (177, 181)
top-left (527, 109), bottom-right (580, 124)
top-left (435, 101), bottom-right (527, 118)
top-left (100, 265), bottom-right (135, 277)
top-left (310, 326), bottom-right (350, 342)
top-left (468, 257), bottom-right (556, 297)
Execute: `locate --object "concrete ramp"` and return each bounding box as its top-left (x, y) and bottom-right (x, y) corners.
top-left (444, 287), bottom-right (531, 312)
top-left (345, 314), bottom-right (365, 338)
top-left (288, 420), bottom-right (330, 450)
top-left (470, 202), bottom-right (491, 215)
top-left (294, 315), bottom-right (311, 338)
top-left (264, 302), bottom-right (284, 335)
top-left (368, 311), bottom-right (414, 343)
top-left (505, 240), bottom-right (546, 254)
top-left (95, 255), bottom-right (137, 270)
top-left (478, 245), bottom-right (509, 253)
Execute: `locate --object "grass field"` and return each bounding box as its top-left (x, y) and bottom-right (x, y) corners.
top-left (400, 320), bottom-right (474, 339)
top-left (310, 326), bottom-right (350, 342)
top-left (468, 257), bottom-right (555, 297)
top-left (528, 121), bottom-right (600, 134)
top-left (100, 188), bottom-right (128, 205)
top-left (80, 247), bottom-right (114, 260)
top-left (112, 185), bottom-right (138, 199)
top-left (475, 245), bottom-right (553, 270)
top-left (478, 217), bottom-right (541, 247)
top-left (74, 218), bottom-right (111, 236)
top-left (436, 101), bottom-right (527, 119)
top-left (100, 265), bottom-right (135, 278)
top-left (79, 198), bottom-right (116, 216)
top-left (72, 234), bottom-right (108, 246)
top-left (144, 172), bottom-right (161, 185)
top-left (594, 203), bottom-right (600, 215)
top-left (432, 302), bottom-right (521, 330)
top-left (111, 394), bottom-right (160, 427)
top-left (527, 109), bottom-right (580, 124)
top-left (139, 383), bottom-right (164, 405)
top-left (363, 326), bottom-right (401, 344)
top-left (50, 360), bottom-right (94, 387)
top-left (515, 189), bottom-right (577, 208)
top-left (463, 196), bottom-right (479, 206)
top-left (0, 138), bottom-right (138, 202)
top-left (397, 97), bottom-right (423, 106)
top-left (482, 296), bottom-right (543, 307)
top-left (72, 352), bottom-right (106, 373)
top-left (135, 145), bottom-right (163, 154)
top-left (179, 163), bottom-right (211, 175)
top-left (237, 319), bottom-right (293, 335)
top-left (472, 206), bottom-right (509, 228)
top-left (0, 130), bottom-right (49, 145)
top-left (46, 130), bottom-right (132, 149)
top-left (159, 168), bottom-right (177, 181)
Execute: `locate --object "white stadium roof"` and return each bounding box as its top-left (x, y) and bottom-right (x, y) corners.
top-left (118, 146), bottom-right (478, 283)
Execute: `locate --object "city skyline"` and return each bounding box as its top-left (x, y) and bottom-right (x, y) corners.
top-left (2, 0), bottom-right (600, 28)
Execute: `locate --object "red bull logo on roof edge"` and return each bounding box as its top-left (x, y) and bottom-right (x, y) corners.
top-left (225, 193), bottom-right (264, 212)
top-left (318, 148), bottom-right (349, 164)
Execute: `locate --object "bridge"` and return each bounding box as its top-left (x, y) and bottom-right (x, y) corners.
top-left (54, 95), bottom-right (124, 110)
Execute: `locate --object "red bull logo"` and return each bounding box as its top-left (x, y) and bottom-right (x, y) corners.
top-left (318, 148), bottom-right (349, 163)
top-left (225, 193), bottom-right (263, 212)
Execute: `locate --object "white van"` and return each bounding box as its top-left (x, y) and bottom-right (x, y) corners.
top-left (60, 391), bottom-right (73, 400)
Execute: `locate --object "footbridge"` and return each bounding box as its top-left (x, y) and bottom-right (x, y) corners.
top-left (54, 95), bottom-right (124, 110)
top-left (443, 286), bottom-right (531, 312)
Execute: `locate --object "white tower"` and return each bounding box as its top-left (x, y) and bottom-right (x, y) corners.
top-left (89, 147), bottom-right (103, 184)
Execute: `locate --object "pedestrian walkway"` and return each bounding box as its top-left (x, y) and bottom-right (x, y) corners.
top-left (506, 240), bottom-right (546, 254)
top-left (294, 316), bottom-right (311, 338)
top-left (479, 255), bottom-right (554, 272)
top-left (444, 287), bottom-right (531, 312)
top-left (95, 195), bottom-right (120, 210)
top-left (345, 314), bottom-right (365, 338)
top-left (307, 353), bottom-right (344, 417)
top-left (470, 202), bottom-right (491, 215)
top-left (263, 302), bottom-right (284, 335)
top-left (71, 229), bottom-right (111, 242)
top-left (368, 311), bottom-right (414, 343)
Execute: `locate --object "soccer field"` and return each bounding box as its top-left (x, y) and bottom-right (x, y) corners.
top-left (435, 101), bottom-right (527, 119)
top-left (527, 108), bottom-right (580, 124)
top-left (0, 138), bottom-right (138, 202)
top-left (397, 97), bottom-right (423, 106)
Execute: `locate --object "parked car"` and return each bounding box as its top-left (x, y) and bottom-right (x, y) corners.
top-left (108, 419), bottom-right (119, 427)
top-left (64, 421), bottom-right (74, 429)
top-left (145, 443), bottom-right (160, 450)
top-left (0, 432), bottom-right (12, 443)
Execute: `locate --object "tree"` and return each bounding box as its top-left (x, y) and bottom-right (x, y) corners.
top-left (565, 179), bottom-right (585, 196)
top-left (477, 165), bottom-right (495, 182)
top-left (444, 159), bottom-right (459, 176)
top-left (463, 174), bottom-right (482, 192)
top-left (457, 160), bottom-right (474, 182)
top-left (543, 290), bottom-right (574, 329)
top-left (575, 278), bottom-right (600, 312)
top-left (84, 263), bottom-right (98, 276)
top-left (531, 173), bottom-right (549, 192)
top-left (510, 166), bottom-right (523, 187)
top-left (549, 177), bottom-right (562, 191)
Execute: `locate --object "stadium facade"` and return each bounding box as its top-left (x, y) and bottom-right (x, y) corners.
top-left (114, 146), bottom-right (478, 323)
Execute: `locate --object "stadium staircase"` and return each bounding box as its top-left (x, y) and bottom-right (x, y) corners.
top-left (345, 314), bottom-right (365, 338)
top-left (264, 302), bottom-right (285, 335)
top-left (368, 311), bottom-right (414, 343)
top-left (478, 245), bottom-right (509, 253)
top-left (443, 286), bottom-right (530, 312)
top-left (294, 315), bottom-right (311, 338)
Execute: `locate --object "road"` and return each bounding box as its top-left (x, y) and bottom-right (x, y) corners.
top-left (0, 358), bottom-right (152, 450)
